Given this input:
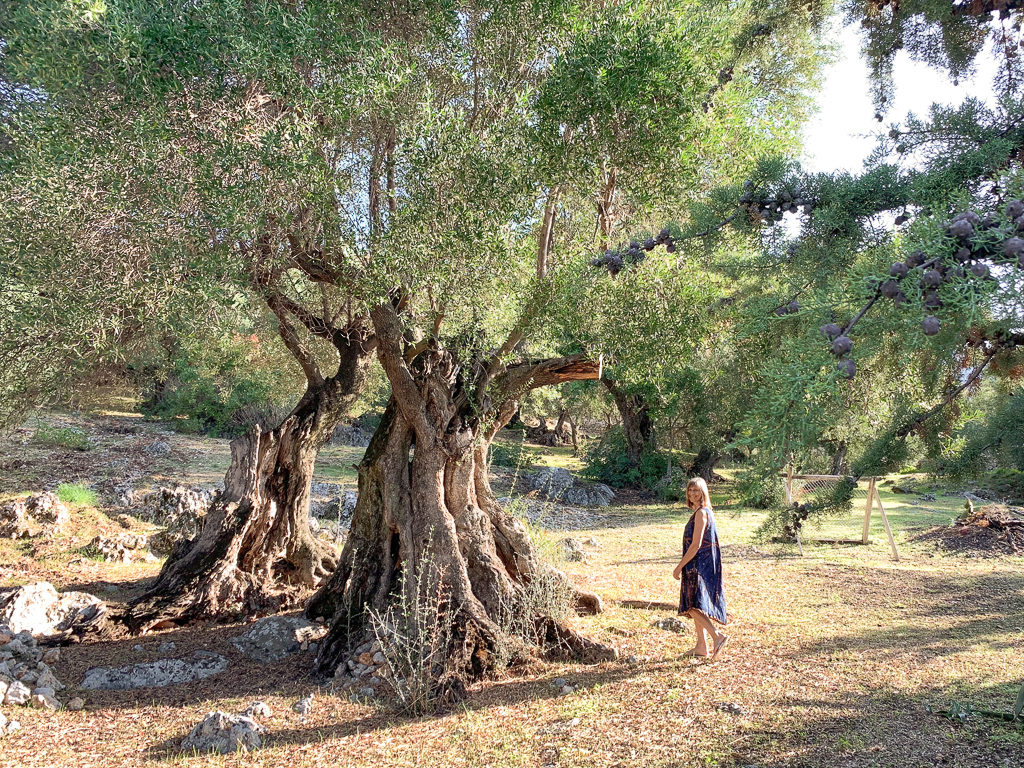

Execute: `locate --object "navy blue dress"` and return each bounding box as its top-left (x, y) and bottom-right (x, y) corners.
top-left (678, 506), bottom-right (728, 625)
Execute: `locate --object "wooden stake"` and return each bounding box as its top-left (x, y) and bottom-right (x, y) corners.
top-left (873, 483), bottom-right (900, 561)
top-left (862, 477), bottom-right (875, 544)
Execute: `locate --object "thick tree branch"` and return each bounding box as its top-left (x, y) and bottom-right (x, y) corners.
top-left (266, 293), bottom-right (325, 387)
top-left (370, 302), bottom-right (430, 435)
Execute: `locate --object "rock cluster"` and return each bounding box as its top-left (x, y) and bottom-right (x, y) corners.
top-left (0, 624), bottom-right (70, 724)
top-left (497, 497), bottom-right (605, 531)
top-left (138, 486), bottom-right (217, 554)
top-left (0, 582), bottom-right (106, 639)
top-left (88, 533), bottom-right (155, 563)
top-left (229, 616), bottom-right (325, 663)
top-left (332, 637), bottom-right (388, 698)
top-left (0, 492), bottom-right (69, 539)
top-left (309, 484), bottom-right (357, 542)
top-left (329, 423), bottom-right (373, 447)
top-left (528, 468), bottom-right (615, 508)
top-left (81, 651), bottom-right (229, 690)
top-left (180, 709), bottom-right (266, 754)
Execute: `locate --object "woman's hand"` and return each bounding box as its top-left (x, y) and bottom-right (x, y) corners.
top-left (672, 562), bottom-right (683, 580)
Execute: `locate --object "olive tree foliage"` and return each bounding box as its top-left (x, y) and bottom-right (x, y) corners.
top-left (648, 4), bottom-right (1024, 527)
top-left (552, 2), bottom-right (831, 486)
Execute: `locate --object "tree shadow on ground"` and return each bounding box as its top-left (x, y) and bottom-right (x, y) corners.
top-left (141, 662), bottom-right (649, 760)
top-left (730, 682), bottom-right (1024, 768)
top-left (792, 566), bottom-right (1024, 662)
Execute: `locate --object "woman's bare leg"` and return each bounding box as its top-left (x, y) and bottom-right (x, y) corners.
top-left (685, 610), bottom-right (708, 656)
top-left (691, 610), bottom-right (729, 659)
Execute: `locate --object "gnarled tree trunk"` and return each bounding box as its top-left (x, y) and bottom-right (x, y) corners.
top-left (687, 447), bottom-right (722, 484)
top-left (126, 341), bottom-right (373, 632)
top-left (602, 378), bottom-right (655, 475)
top-left (308, 305), bottom-right (614, 693)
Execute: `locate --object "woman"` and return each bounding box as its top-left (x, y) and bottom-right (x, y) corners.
top-left (672, 477), bottom-right (729, 660)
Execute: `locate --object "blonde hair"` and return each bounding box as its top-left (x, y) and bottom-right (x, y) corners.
top-left (685, 477), bottom-right (712, 511)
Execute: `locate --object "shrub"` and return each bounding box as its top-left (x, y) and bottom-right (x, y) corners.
top-left (736, 468), bottom-right (783, 509)
top-left (582, 427), bottom-right (666, 489)
top-left (368, 556), bottom-right (467, 715)
top-left (488, 434), bottom-right (530, 470)
top-left (142, 347), bottom-right (292, 437)
top-left (57, 482), bottom-right (97, 505)
top-left (33, 424), bottom-right (90, 451)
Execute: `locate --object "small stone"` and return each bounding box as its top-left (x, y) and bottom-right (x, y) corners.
top-left (35, 667), bottom-right (62, 690)
top-left (180, 710), bottom-right (264, 754)
top-left (369, 676), bottom-right (382, 687)
top-left (358, 652), bottom-right (373, 666)
top-left (372, 651), bottom-right (385, 665)
top-left (308, 642), bottom-right (318, 654)
top-left (30, 689), bottom-right (60, 710)
top-left (66, 696), bottom-right (85, 711)
top-left (4, 680), bottom-right (30, 705)
top-left (553, 677), bottom-right (567, 688)
top-left (132, 644), bottom-right (144, 652)
top-left (42, 648), bottom-right (60, 664)
top-left (3, 719), bottom-right (20, 735)
top-left (560, 685), bottom-right (574, 696)
top-left (292, 693), bottom-right (314, 716)
top-left (158, 642), bottom-right (176, 654)
top-left (243, 701), bottom-right (271, 719)
top-left (716, 701), bottom-right (748, 716)
top-left (359, 687), bottom-right (375, 698)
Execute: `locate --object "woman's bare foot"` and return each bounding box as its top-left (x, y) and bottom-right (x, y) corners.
top-left (710, 634), bottom-right (729, 661)
top-left (684, 646), bottom-right (709, 657)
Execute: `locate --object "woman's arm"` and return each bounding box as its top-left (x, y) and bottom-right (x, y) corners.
top-left (672, 508), bottom-right (707, 580)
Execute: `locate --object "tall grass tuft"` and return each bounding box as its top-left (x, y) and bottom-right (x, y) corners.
top-left (56, 483), bottom-right (98, 506)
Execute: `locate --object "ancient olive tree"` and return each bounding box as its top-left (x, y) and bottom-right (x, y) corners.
top-left (2, 1), bottom-right (391, 624)
top-left (306, 0), bottom-right (831, 687)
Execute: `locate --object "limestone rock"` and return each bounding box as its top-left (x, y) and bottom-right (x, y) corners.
top-left (292, 693), bottom-right (314, 716)
top-left (329, 423), bottom-right (373, 448)
top-left (4, 680), bottom-right (30, 705)
top-left (0, 710), bottom-right (21, 736)
top-left (81, 651), bottom-right (229, 690)
top-left (30, 687), bottom-right (59, 709)
top-left (562, 537), bottom-right (589, 562)
top-left (0, 492), bottom-right (69, 538)
top-left (0, 583), bottom-right (106, 637)
top-left (528, 468), bottom-right (615, 507)
top-left (144, 439), bottom-right (172, 456)
top-left (66, 696), bottom-right (85, 711)
top-left (229, 616), bottom-right (326, 664)
top-left (138, 486), bottom-right (216, 555)
top-left (653, 616), bottom-right (687, 633)
top-left (180, 711), bottom-right (265, 754)
top-left (35, 667), bottom-right (63, 691)
top-left (89, 533), bottom-right (151, 563)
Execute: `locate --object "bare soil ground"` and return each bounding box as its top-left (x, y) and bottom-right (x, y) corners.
top-left (1, 412), bottom-right (1023, 768)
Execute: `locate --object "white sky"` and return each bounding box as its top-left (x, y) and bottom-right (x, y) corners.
top-left (801, 22), bottom-right (1001, 174)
